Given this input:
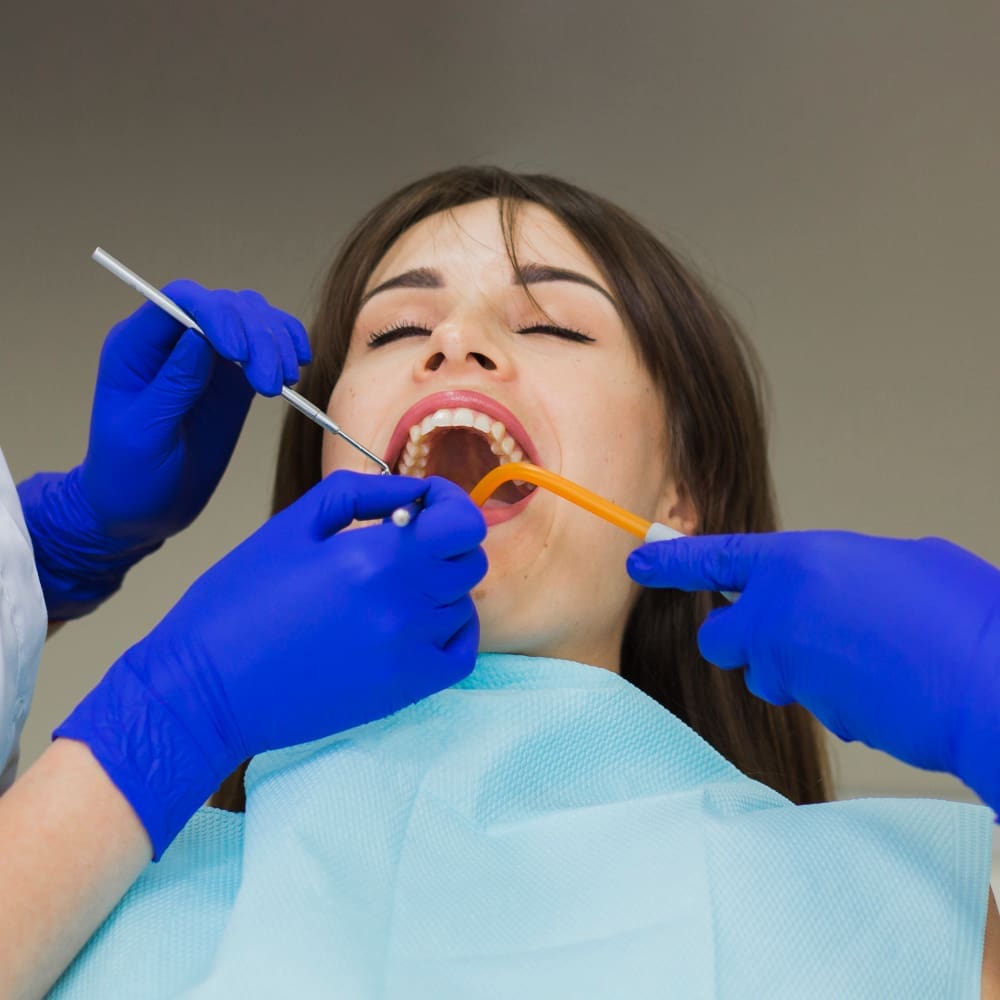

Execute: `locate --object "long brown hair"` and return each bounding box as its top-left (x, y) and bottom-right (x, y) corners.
top-left (212, 167), bottom-right (829, 811)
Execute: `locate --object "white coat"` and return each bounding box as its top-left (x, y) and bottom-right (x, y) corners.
top-left (0, 448), bottom-right (46, 793)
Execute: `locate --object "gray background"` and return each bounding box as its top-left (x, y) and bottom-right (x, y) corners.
top-left (1, 2), bottom-right (997, 809)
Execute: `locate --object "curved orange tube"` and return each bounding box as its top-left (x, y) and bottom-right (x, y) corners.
top-left (469, 462), bottom-right (651, 540)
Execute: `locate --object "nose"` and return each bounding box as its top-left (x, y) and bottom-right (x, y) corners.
top-left (415, 313), bottom-right (508, 378)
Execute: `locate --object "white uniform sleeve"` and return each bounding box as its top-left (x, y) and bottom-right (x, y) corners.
top-left (0, 447), bottom-right (46, 793)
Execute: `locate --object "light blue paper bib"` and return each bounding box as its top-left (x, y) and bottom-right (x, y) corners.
top-left (51, 654), bottom-right (993, 998)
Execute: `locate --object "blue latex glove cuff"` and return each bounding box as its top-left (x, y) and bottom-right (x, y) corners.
top-left (19, 470), bottom-right (162, 620)
top-left (54, 649), bottom-right (236, 860)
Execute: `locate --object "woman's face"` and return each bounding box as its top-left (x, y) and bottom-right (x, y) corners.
top-left (322, 199), bottom-right (694, 671)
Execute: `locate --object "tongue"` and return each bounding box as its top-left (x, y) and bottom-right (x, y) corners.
top-left (424, 429), bottom-right (530, 503)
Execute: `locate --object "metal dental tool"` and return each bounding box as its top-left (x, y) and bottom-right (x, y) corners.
top-left (92, 247), bottom-right (390, 474)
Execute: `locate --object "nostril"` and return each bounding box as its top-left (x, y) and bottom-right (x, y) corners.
top-left (470, 352), bottom-right (496, 371)
top-left (424, 351), bottom-right (496, 373)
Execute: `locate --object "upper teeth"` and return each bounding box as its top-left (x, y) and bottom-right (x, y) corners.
top-left (397, 407), bottom-right (524, 477)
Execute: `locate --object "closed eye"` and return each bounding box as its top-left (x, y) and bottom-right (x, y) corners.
top-left (516, 323), bottom-right (595, 343)
top-left (367, 321), bottom-right (595, 348)
top-left (366, 322), bottom-right (431, 347)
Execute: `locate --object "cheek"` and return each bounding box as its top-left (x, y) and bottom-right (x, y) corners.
top-left (602, 379), bottom-right (670, 503)
top-left (566, 401), bottom-right (668, 513)
top-left (326, 378), bottom-right (360, 419)
top-left (320, 381), bottom-right (369, 475)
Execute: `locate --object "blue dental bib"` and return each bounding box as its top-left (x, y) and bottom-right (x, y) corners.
top-left (52, 654), bottom-right (993, 998)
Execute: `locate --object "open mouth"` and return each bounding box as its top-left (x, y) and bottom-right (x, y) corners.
top-left (386, 392), bottom-right (539, 509)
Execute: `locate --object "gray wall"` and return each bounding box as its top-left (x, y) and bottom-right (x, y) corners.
top-left (2, 2), bottom-right (997, 805)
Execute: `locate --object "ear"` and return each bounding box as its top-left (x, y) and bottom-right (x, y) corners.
top-left (653, 480), bottom-right (699, 537)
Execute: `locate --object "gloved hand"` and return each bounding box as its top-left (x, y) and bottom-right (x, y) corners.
top-left (627, 531), bottom-right (1000, 815)
top-left (18, 281), bottom-right (310, 620)
top-left (55, 472), bottom-right (487, 859)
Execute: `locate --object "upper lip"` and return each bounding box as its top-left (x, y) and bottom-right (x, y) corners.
top-left (384, 390), bottom-right (540, 470)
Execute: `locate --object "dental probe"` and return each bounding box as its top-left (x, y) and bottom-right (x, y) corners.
top-left (469, 462), bottom-right (737, 602)
top-left (92, 247), bottom-right (390, 474)
top-left (391, 501), bottom-right (422, 527)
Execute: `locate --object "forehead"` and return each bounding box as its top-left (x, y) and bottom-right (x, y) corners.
top-left (365, 199), bottom-right (605, 290)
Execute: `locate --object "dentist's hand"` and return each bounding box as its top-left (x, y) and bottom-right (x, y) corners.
top-left (55, 472), bottom-right (487, 858)
top-left (627, 531), bottom-right (1000, 814)
top-left (18, 282), bottom-right (310, 619)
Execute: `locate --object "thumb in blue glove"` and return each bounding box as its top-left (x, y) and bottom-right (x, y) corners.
top-left (627, 531), bottom-right (1000, 815)
top-left (55, 472), bottom-right (488, 859)
top-left (19, 282), bottom-right (311, 620)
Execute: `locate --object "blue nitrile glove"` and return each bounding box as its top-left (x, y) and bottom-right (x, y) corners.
top-left (627, 531), bottom-right (1000, 814)
top-left (55, 472), bottom-right (487, 859)
top-left (18, 281), bottom-right (310, 620)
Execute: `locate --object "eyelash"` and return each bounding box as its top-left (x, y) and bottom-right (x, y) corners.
top-left (366, 321), bottom-right (596, 347)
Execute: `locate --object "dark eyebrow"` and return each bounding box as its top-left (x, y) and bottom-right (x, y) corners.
top-left (515, 262), bottom-right (617, 309)
top-left (359, 267), bottom-right (443, 306)
top-left (358, 261), bottom-right (617, 310)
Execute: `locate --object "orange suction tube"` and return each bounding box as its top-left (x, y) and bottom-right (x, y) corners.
top-left (469, 462), bottom-right (651, 540)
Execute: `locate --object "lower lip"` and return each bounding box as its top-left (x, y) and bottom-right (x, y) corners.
top-left (479, 488), bottom-right (537, 527)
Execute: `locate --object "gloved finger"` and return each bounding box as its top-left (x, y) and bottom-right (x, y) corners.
top-left (742, 663), bottom-right (796, 707)
top-left (237, 291), bottom-right (301, 388)
top-left (373, 603), bottom-right (477, 712)
top-left (811, 702), bottom-right (855, 744)
top-left (425, 596), bottom-right (479, 658)
top-left (98, 301), bottom-right (188, 389)
top-left (696, 604), bottom-right (750, 669)
top-left (311, 471), bottom-right (429, 537)
top-left (441, 605), bottom-right (480, 667)
top-left (411, 477), bottom-right (487, 558)
top-left (391, 630), bottom-right (478, 712)
top-left (412, 547), bottom-right (489, 606)
top-left (274, 321), bottom-right (303, 386)
top-left (240, 309), bottom-right (284, 397)
top-left (627, 533), bottom-right (769, 592)
top-left (142, 329), bottom-right (216, 418)
top-left (286, 316), bottom-right (312, 366)
top-left (163, 282), bottom-right (248, 363)
top-left (205, 302), bottom-right (249, 368)
top-left (164, 295), bottom-right (249, 378)
top-left (254, 319), bottom-right (300, 388)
